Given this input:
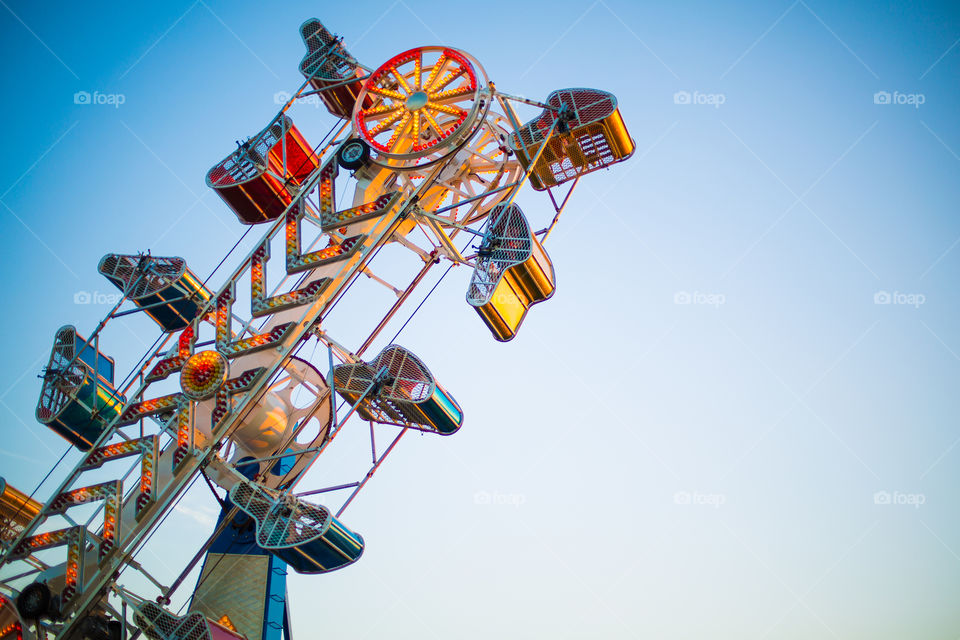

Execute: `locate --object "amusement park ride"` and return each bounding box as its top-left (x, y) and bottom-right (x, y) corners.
top-left (0, 18), bottom-right (634, 640)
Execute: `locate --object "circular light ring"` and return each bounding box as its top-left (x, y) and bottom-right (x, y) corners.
top-left (354, 47), bottom-right (485, 164)
top-left (180, 350), bottom-right (229, 400)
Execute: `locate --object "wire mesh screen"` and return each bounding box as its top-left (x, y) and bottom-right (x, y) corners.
top-left (298, 19), bottom-right (361, 82)
top-left (332, 345), bottom-right (436, 425)
top-left (230, 480), bottom-right (331, 549)
top-left (98, 254), bottom-right (187, 300)
top-left (134, 602), bottom-right (212, 640)
top-left (509, 88), bottom-right (626, 188)
top-left (206, 117), bottom-right (287, 188)
top-left (36, 327), bottom-right (85, 423)
top-left (467, 203), bottom-right (533, 306)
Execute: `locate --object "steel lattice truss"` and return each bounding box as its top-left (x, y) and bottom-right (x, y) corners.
top-left (0, 17), bottom-right (635, 640)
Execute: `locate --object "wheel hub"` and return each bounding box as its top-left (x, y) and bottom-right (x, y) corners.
top-left (405, 91), bottom-right (428, 111)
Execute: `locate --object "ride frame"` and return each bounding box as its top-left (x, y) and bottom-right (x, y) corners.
top-left (0, 47), bottom-right (580, 640)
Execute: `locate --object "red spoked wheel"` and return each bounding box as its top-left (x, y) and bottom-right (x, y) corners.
top-left (353, 47), bottom-right (488, 169)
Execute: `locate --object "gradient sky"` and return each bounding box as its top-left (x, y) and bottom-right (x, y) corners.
top-left (1, 1), bottom-right (959, 638)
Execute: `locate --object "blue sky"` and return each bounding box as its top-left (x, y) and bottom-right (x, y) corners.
top-left (1, 1), bottom-right (959, 638)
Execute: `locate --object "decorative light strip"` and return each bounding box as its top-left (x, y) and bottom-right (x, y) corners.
top-left (146, 326), bottom-right (196, 382)
top-left (211, 368), bottom-right (266, 429)
top-left (250, 243), bottom-right (330, 318)
top-left (286, 206), bottom-right (362, 274)
top-left (47, 481), bottom-right (122, 560)
top-left (215, 289), bottom-right (296, 358)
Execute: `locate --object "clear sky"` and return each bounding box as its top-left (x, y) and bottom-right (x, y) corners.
top-left (1, 1), bottom-right (959, 638)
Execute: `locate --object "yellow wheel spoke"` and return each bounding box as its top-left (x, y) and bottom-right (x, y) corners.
top-left (361, 103), bottom-right (403, 119)
top-left (411, 111), bottom-right (421, 144)
top-left (427, 102), bottom-right (466, 117)
top-left (363, 109), bottom-right (405, 122)
top-left (428, 85), bottom-right (475, 102)
top-left (423, 53), bottom-right (447, 91)
top-left (413, 53), bottom-right (422, 90)
top-left (391, 68), bottom-right (412, 94)
top-left (422, 110), bottom-right (444, 138)
top-left (430, 66), bottom-right (466, 93)
top-left (369, 85), bottom-right (406, 101)
top-left (387, 112), bottom-right (412, 152)
top-left (367, 109), bottom-right (404, 136)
